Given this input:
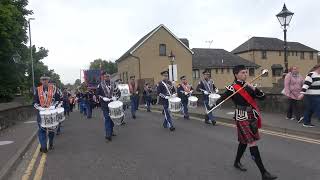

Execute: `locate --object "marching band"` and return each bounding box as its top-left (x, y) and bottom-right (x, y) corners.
top-left (33, 65), bottom-right (277, 180)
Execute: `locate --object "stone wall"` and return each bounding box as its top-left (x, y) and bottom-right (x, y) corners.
top-left (0, 105), bottom-right (35, 131)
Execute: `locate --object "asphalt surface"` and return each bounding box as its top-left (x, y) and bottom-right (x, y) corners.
top-left (9, 108), bottom-right (320, 180)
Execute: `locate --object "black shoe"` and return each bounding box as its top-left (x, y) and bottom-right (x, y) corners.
top-left (56, 132), bottom-right (60, 135)
top-left (112, 133), bottom-right (117, 136)
top-left (49, 144), bottom-right (54, 150)
top-left (147, 110), bottom-right (151, 112)
top-left (169, 127), bottom-right (176, 131)
top-left (184, 116), bottom-right (189, 120)
top-left (233, 162), bottom-right (247, 172)
top-left (205, 120), bottom-right (211, 124)
top-left (120, 122), bottom-right (126, 126)
top-left (132, 115), bottom-right (136, 119)
top-left (40, 147), bottom-right (48, 153)
top-left (262, 171), bottom-right (277, 180)
top-left (105, 136), bottom-right (112, 142)
top-left (212, 120), bottom-right (217, 126)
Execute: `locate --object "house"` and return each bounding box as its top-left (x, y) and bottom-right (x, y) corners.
top-left (192, 48), bottom-right (260, 88)
top-left (232, 37), bottom-right (319, 87)
top-left (116, 24), bottom-right (194, 89)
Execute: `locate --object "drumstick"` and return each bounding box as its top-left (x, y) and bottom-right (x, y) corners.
top-left (206, 69), bottom-right (268, 114)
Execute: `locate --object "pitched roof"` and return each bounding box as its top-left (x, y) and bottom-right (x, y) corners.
top-left (232, 37), bottom-right (318, 54)
top-left (116, 24), bottom-right (193, 63)
top-left (192, 48), bottom-right (259, 69)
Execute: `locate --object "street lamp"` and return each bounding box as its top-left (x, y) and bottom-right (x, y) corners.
top-left (168, 51), bottom-right (175, 82)
top-left (276, 3), bottom-right (294, 74)
top-left (28, 18), bottom-right (35, 94)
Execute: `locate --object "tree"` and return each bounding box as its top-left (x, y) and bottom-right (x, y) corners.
top-left (89, 59), bottom-right (117, 74)
top-left (0, 0), bottom-right (32, 101)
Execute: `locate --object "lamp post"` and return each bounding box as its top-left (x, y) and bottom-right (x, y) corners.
top-left (28, 18), bottom-right (35, 94)
top-left (276, 3), bottom-right (294, 74)
top-left (168, 51), bottom-right (175, 82)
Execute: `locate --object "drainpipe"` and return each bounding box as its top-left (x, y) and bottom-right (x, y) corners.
top-left (129, 54), bottom-right (141, 80)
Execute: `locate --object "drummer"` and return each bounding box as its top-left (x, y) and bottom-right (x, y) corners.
top-left (196, 69), bottom-right (219, 125)
top-left (96, 71), bottom-right (121, 142)
top-left (33, 74), bottom-right (61, 153)
top-left (157, 70), bottom-right (176, 131)
top-left (177, 75), bottom-right (193, 119)
top-left (143, 83), bottom-right (153, 112)
top-left (129, 75), bottom-right (139, 119)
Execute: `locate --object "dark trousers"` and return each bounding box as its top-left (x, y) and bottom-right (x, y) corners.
top-left (145, 96), bottom-right (151, 111)
top-left (303, 95), bottom-right (320, 125)
top-left (131, 95), bottom-right (138, 116)
top-left (102, 108), bottom-right (114, 137)
top-left (286, 98), bottom-right (302, 120)
top-left (37, 114), bottom-right (54, 149)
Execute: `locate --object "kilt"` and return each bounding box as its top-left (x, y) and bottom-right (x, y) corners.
top-left (235, 111), bottom-right (260, 144)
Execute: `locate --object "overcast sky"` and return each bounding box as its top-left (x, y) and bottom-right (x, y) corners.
top-left (27, 0), bottom-right (320, 84)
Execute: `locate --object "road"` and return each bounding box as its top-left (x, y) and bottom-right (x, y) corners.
top-left (9, 108), bottom-right (320, 180)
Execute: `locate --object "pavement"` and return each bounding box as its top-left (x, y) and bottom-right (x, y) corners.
top-left (143, 104), bottom-right (320, 139)
top-left (0, 117), bottom-right (37, 180)
top-left (5, 108), bottom-right (320, 180)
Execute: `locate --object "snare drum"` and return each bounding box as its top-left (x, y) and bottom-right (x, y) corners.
top-left (56, 107), bottom-right (65, 122)
top-left (108, 101), bottom-right (124, 121)
top-left (188, 96), bottom-right (198, 108)
top-left (168, 97), bottom-right (181, 113)
top-left (208, 93), bottom-right (221, 107)
top-left (39, 109), bottom-right (59, 129)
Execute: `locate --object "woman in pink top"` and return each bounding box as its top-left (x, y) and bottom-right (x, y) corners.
top-left (284, 66), bottom-right (304, 121)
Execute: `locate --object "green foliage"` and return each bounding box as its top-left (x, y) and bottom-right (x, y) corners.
top-left (0, 0), bottom-right (62, 102)
top-left (89, 58), bottom-right (117, 75)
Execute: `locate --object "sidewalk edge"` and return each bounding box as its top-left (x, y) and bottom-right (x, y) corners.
top-left (0, 127), bottom-right (37, 180)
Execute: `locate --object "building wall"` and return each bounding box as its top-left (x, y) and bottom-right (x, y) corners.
top-left (192, 68), bottom-right (257, 90)
top-left (117, 56), bottom-right (139, 83)
top-left (117, 27), bottom-right (193, 85)
top-left (237, 50), bottom-right (318, 87)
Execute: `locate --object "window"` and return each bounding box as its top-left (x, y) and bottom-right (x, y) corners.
top-left (215, 68), bottom-right (218, 74)
top-left (300, 52), bottom-right (305, 59)
top-left (226, 68), bottom-right (230, 73)
top-left (292, 52), bottom-right (294, 56)
top-left (261, 51), bottom-right (267, 59)
top-left (279, 51), bottom-right (281, 56)
top-left (125, 72), bottom-right (128, 82)
top-left (192, 69), bottom-right (200, 79)
top-left (272, 68), bottom-right (283, 77)
top-left (221, 68), bottom-right (224, 74)
top-left (249, 68), bottom-right (255, 76)
top-left (159, 44), bottom-right (166, 56)
top-left (120, 74), bottom-right (122, 81)
top-left (296, 51), bottom-right (298, 56)
top-left (310, 52), bottom-right (314, 60)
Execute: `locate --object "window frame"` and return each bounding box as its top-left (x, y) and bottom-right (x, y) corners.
top-left (300, 52), bottom-right (305, 60)
top-left (192, 69), bottom-right (200, 79)
top-left (310, 52), bottom-right (314, 60)
top-left (261, 51), bottom-right (267, 59)
top-left (159, 44), bottom-right (166, 56)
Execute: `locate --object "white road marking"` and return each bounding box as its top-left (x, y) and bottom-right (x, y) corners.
top-left (24, 121), bottom-right (37, 124)
top-left (0, 141), bottom-right (14, 146)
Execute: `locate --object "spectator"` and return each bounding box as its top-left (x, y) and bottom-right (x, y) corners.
top-left (284, 66), bottom-right (304, 121)
top-left (299, 64), bottom-right (320, 127)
